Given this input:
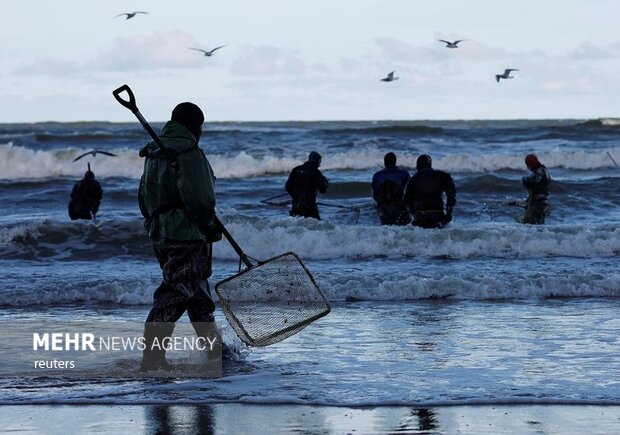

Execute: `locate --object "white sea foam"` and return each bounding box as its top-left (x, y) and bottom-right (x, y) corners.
top-left (213, 217), bottom-right (620, 260)
top-left (2, 217), bottom-right (619, 306)
top-left (2, 279), bottom-right (155, 306)
top-left (1, 270), bottom-right (618, 306)
top-left (2, 217), bottom-right (620, 261)
top-left (1, 143), bottom-right (619, 180)
top-left (599, 118), bottom-right (620, 126)
top-left (324, 271), bottom-right (620, 301)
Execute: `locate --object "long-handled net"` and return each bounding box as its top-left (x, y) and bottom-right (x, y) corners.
top-left (112, 84), bottom-right (331, 348)
top-left (215, 252), bottom-right (331, 347)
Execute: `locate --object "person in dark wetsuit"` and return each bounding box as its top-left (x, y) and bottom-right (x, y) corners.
top-left (68, 169), bottom-right (103, 220)
top-left (404, 154), bottom-right (456, 229)
top-left (285, 151), bottom-right (329, 220)
top-left (522, 154), bottom-right (551, 224)
top-left (371, 152), bottom-right (411, 225)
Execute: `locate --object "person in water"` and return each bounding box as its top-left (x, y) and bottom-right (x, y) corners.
top-left (371, 152), bottom-right (411, 225)
top-left (138, 102), bottom-right (222, 371)
top-left (404, 154), bottom-right (456, 229)
top-left (68, 168), bottom-right (103, 220)
top-left (285, 151), bottom-right (329, 220)
top-left (521, 154), bottom-right (551, 224)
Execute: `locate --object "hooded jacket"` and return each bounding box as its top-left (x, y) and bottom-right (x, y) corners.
top-left (138, 121), bottom-right (217, 244)
top-left (285, 160), bottom-right (328, 207)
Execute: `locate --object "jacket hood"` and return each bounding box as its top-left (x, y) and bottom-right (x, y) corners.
top-left (302, 160), bottom-right (320, 170)
top-left (139, 121), bottom-right (198, 157)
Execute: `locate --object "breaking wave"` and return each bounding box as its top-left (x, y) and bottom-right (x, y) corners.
top-left (2, 216), bottom-right (620, 262)
top-left (576, 118), bottom-right (620, 127)
top-left (1, 261), bottom-right (618, 306)
top-left (1, 143), bottom-right (620, 180)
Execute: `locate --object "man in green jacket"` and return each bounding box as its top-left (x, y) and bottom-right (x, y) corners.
top-left (138, 102), bottom-right (221, 372)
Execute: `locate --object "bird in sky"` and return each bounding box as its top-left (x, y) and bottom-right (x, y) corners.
top-left (115, 11), bottom-right (149, 20)
top-left (189, 45), bottom-right (227, 57)
top-left (495, 69), bottom-right (520, 83)
top-left (380, 71), bottom-right (399, 82)
top-left (438, 39), bottom-right (466, 48)
top-left (73, 150), bottom-right (117, 162)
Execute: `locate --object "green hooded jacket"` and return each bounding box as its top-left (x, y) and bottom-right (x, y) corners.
top-left (138, 121), bottom-right (217, 245)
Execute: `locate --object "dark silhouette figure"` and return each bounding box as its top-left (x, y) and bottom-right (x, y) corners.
top-left (522, 154), bottom-right (551, 224)
top-left (372, 152), bottom-right (411, 225)
top-left (404, 154), bottom-right (456, 229)
top-left (285, 151), bottom-right (329, 220)
top-left (68, 169), bottom-right (103, 220)
top-left (138, 102), bottom-right (222, 372)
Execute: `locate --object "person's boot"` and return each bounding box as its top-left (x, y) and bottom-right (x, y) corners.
top-left (191, 321), bottom-right (223, 363)
top-left (140, 322), bottom-right (176, 372)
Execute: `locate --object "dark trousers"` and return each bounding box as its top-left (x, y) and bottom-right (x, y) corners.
top-left (142, 241), bottom-right (215, 369)
top-left (523, 200), bottom-right (549, 225)
top-left (378, 202), bottom-right (411, 226)
top-left (290, 202), bottom-right (321, 220)
top-left (412, 211), bottom-right (446, 229)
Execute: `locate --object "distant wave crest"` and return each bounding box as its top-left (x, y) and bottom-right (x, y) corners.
top-left (1, 143), bottom-right (619, 180)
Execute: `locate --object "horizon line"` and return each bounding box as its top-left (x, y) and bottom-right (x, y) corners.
top-left (0, 116), bottom-right (617, 125)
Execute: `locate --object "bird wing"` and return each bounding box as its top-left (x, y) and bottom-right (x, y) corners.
top-left (505, 68), bottom-right (519, 74)
top-left (189, 47), bottom-right (208, 54)
top-left (72, 150), bottom-right (117, 162)
top-left (495, 75), bottom-right (501, 82)
top-left (208, 45), bottom-right (227, 54)
top-left (387, 71), bottom-right (394, 79)
top-left (438, 39), bottom-right (451, 45)
top-left (454, 40), bottom-right (466, 45)
top-left (95, 150), bottom-right (117, 157)
top-left (73, 151), bottom-right (94, 162)
top-left (114, 13), bottom-right (129, 18)
top-left (135, 11), bottom-right (149, 14)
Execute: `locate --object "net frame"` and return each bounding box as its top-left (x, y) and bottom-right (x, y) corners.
top-left (215, 252), bottom-right (331, 347)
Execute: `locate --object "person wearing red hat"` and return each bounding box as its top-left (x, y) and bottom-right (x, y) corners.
top-left (521, 154), bottom-right (551, 224)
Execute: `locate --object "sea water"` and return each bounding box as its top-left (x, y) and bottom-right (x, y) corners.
top-left (0, 120), bottom-right (618, 406)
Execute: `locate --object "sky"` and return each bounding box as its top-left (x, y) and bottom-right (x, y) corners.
top-left (1, 0), bottom-right (619, 122)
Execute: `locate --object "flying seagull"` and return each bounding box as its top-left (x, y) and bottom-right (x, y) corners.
top-left (73, 150), bottom-right (117, 162)
top-left (438, 39), bottom-right (466, 48)
top-left (189, 45), bottom-right (227, 57)
top-left (380, 71), bottom-right (399, 82)
top-left (115, 11), bottom-right (149, 20)
top-left (496, 68), bottom-right (520, 83)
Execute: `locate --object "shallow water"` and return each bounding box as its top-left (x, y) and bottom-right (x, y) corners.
top-left (0, 120), bottom-right (619, 407)
top-left (1, 299), bottom-right (618, 406)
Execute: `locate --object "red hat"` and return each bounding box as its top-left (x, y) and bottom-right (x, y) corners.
top-left (525, 154), bottom-right (540, 169)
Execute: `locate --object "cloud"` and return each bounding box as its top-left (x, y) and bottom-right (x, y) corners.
top-left (568, 41), bottom-right (620, 60)
top-left (94, 32), bottom-right (206, 71)
top-left (374, 37), bottom-right (443, 63)
top-left (13, 32), bottom-right (213, 77)
top-left (373, 37), bottom-right (513, 64)
top-left (229, 45), bottom-right (307, 76)
top-left (14, 58), bottom-right (82, 77)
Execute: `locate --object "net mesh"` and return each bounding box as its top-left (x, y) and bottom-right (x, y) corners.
top-left (215, 252), bottom-right (331, 347)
